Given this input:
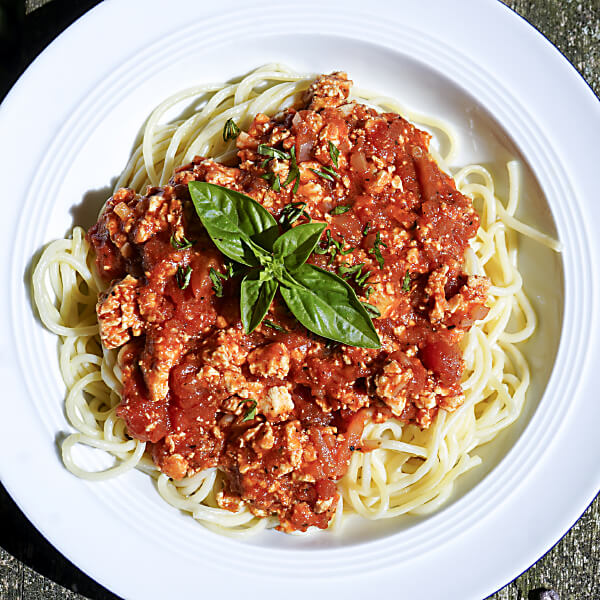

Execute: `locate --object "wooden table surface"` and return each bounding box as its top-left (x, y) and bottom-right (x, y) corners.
top-left (0, 1), bottom-right (598, 599)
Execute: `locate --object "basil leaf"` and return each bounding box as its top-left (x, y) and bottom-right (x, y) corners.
top-left (240, 271), bottom-right (278, 333)
top-left (188, 182), bottom-right (278, 265)
top-left (273, 222), bottom-right (326, 271)
top-left (278, 264), bottom-right (381, 349)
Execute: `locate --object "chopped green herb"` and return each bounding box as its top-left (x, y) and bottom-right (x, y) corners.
top-left (209, 264), bottom-right (236, 297)
top-left (225, 262), bottom-right (235, 279)
top-left (175, 265), bottom-right (192, 290)
top-left (279, 201), bottom-right (311, 229)
top-left (369, 231), bottom-right (388, 269)
top-left (261, 171), bottom-right (281, 192)
top-left (402, 270), bottom-right (411, 293)
top-left (338, 262), bottom-right (371, 288)
top-left (355, 269), bottom-right (372, 287)
top-left (331, 205), bottom-right (351, 215)
top-left (170, 233), bottom-right (194, 250)
top-left (263, 319), bottom-right (287, 332)
top-left (315, 229), bottom-right (353, 263)
top-left (339, 263), bottom-right (364, 278)
top-left (364, 286), bottom-right (374, 299)
top-left (209, 267), bottom-right (225, 297)
top-left (310, 168), bottom-right (335, 182)
top-left (362, 222), bottom-right (371, 236)
top-left (313, 231), bottom-right (331, 255)
top-left (282, 146), bottom-right (300, 194)
top-left (328, 141), bottom-right (340, 167)
top-left (257, 144), bottom-right (290, 161)
top-left (321, 165), bottom-right (339, 179)
top-left (222, 118), bottom-right (240, 142)
top-left (361, 302), bottom-right (381, 318)
top-left (240, 399), bottom-right (258, 422)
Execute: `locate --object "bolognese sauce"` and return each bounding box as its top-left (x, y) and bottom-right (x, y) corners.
top-left (87, 72), bottom-right (489, 532)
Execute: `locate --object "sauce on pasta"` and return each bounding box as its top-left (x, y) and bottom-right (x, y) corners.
top-left (87, 73), bottom-right (489, 531)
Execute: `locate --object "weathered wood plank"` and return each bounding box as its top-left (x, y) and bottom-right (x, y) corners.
top-left (503, 0), bottom-right (600, 96)
top-left (0, 548), bottom-right (24, 600)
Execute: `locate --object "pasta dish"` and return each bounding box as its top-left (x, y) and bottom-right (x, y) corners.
top-left (32, 65), bottom-right (559, 535)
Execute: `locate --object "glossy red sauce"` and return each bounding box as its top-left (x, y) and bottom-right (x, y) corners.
top-left (87, 73), bottom-right (489, 531)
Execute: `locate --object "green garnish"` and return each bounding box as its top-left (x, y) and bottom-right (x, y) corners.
top-left (240, 399), bottom-right (258, 422)
top-left (321, 165), bottom-right (339, 179)
top-left (339, 262), bottom-right (371, 287)
top-left (314, 229), bottom-right (353, 264)
top-left (258, 144), bottom-right (290, 161)
top-left (225, 262), bottom-right (236, 278)
top-left (369, 231), bottom-right (388, 269)
top-left (328, 141), bottom-right (340, 167)
top-left (175, 265), bottom-right (192, 290)
top-left (209, 267), bottom-right (225, 297)
top-left (282, 146), bottom-right (300, 194)
top-left (331, 205), bottom-right (351, 215)
top-left (362, 222), bottom-right (371, 236)
top-left (279, 201), bottom-right (311, 230)
top-left (209, 263), bottom-right (237, 297)
top-left (355, 269), bottom-right (372, 287)
top-left (263, 319), bottom-right (287, 332)
top-left (188, 182), bottom-right (381, 348)
top-left (338, 263), bottom-right (364, 278)
top-left (222, 118), bottom-right (240, 142)
top-left (258, 144), bottom-right (299, 194)
top-left (310, 168), bottom-right (335, 182)
top-left (402, 270), bottom-right (411, 293)
top-left (261, 172), bottom-right (281, 192)
top-left (361, 302), bottom-right (381, 318)
top-left (170, 233), bottom-right (194, 250)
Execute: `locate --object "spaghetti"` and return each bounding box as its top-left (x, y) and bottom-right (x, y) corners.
top-left (32, 64), bottom-right (558, 536)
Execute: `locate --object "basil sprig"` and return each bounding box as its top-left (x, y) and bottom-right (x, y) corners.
top-left (188, 182), bottom-right (381, 348)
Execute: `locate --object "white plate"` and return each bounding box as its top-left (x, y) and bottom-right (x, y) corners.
top-left (1, 1), bottom-right (599, 598)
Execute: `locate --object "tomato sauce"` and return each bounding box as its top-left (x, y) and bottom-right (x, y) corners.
top-left (87, 72), bottom-right (489, 531)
